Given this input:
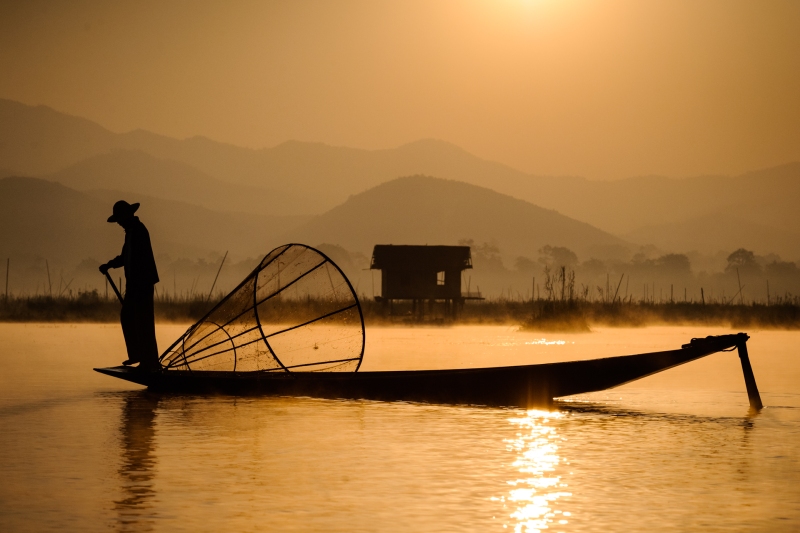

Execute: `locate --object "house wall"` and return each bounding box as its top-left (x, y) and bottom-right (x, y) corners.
top-left (381, 268), bottom-right (462, 299)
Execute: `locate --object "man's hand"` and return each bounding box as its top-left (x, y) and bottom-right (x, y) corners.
top-left (99, 263), bottom-right (109, 275)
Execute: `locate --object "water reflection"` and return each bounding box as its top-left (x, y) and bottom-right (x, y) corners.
top-left (498, 410), bottom-right (572, 533)
top-left (114, 391), bottom-right (160, 532)
top-left (524, 339), bottom-right (570, 346)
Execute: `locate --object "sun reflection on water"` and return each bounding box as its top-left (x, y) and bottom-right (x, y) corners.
top-left (492, 336), bottom-right (573, 347)
top-left (495, 410), bottom-right (572, 532)
top-left (524, 339), bottom-right (569, 346)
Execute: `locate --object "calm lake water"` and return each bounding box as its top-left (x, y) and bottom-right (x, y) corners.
top-left (0, 323), bottom-right (798, 532)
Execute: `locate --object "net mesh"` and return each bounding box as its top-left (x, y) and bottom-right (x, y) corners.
top-left (160, 244), bottom-right (365, 372)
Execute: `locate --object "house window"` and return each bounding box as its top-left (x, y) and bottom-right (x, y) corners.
top-left (437, 271), bottom-right (445, 286)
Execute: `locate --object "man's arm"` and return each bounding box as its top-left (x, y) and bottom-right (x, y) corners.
top-left (99, 254), bottom-right (124, 274)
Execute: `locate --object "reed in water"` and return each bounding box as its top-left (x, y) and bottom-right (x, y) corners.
top-left (2, 288), bottom-right (799, 330)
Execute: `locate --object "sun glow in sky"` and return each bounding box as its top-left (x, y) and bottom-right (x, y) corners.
top-left (1, 0), bottom-right (798, 179)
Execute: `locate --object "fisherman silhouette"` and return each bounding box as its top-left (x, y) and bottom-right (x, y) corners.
top-left (99, 201), bottom-right (160, 370)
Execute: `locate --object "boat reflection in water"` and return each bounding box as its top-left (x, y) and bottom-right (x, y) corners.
top-left (114, 391), bottom-right (160, 533)
top-left (497, 410), bottom-right (572, 533)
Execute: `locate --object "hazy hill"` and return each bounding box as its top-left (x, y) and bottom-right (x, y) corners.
top-left (617, 164), bottom-right (800, 258)
top-left (0, 177), bottom-right (309, 266)
top-left (0, 100), bottom-right (118, 175)
top-left (511, 163), bottom-right (800, 237)
top-left (2, 99), bottom-right (798, 257)
top-left (0, 98), bottom-right (532, 213)
top-left (0, 176), bottom-right (628, 298)
top-left (284, 176), bottom-right (627, 260)
top-left (0, 177), bottom-right (120, 267)
top-left (45, 150), bottom-right (305, 216)
top-left (624, 212), bottom-right (800, 260)
top-left (127, 135), bottom-right (800, 242)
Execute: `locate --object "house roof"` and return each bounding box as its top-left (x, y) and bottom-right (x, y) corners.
top-left (370, 245), bottom-right (472, 271)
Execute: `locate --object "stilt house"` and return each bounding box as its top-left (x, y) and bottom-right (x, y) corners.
top-left (370, 245), bottom-right (477, 318)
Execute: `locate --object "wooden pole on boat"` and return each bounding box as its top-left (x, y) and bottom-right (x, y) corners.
top-left (737, 336), bottom-right (763, 410)
top-left (206, 250), bottom-right (228, 304)
top-left (104, 272), bottom-right (124, 304)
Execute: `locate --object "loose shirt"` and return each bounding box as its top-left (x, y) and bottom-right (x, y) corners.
top-left (107, 217), bottom-right (159, 288)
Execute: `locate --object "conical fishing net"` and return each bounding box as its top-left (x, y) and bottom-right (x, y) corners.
top-left (160, 244), bottom-right (365, 372)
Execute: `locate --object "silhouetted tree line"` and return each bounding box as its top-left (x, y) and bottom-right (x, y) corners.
top-left (457, 240), bottom-right (800, 305)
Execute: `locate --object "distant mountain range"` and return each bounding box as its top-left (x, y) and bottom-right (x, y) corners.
top-left (0, 175), bottom-right (622, 265)
top-left (45, 150), bottom-right (303, 216)
top-left (285, 176), bottom-right (625, 259)
top-left (1, 98), bottom-right (798, 260)
top-left (0, 177), bottom-right (308, 266)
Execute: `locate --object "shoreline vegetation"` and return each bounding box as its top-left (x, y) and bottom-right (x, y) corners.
top-left (1, 289), bottom-right (799, 330)
top-left (3, 248), bottom-right (798, 330)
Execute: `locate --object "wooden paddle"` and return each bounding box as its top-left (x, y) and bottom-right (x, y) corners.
top-left (103, 271), bottom-right (124, 304)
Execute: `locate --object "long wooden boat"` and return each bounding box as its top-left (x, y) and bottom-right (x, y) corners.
top-left (95, 332), bottom-right (762, 409)
top-left (94, 245), bottom-right (763, 409)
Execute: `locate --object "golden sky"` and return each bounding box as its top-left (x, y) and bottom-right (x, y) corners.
top-left (1, 0), bottom-right (798, 179)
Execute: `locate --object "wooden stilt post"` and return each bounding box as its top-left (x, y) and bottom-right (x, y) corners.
top-left (737, 335), bottom-right (763, 410)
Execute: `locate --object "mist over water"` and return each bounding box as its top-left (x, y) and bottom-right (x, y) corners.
top-left (1, 323), bottom-right (798, 532)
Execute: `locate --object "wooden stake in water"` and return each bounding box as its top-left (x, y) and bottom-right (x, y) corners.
top-left (4, 258), bottom-right (8, 299)
top-left (46, 260), bottom-right (52, 296)
top-left (737, 268), bottom-right (744, 305)
top-left (612, 273), bottom-right (624, 304)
